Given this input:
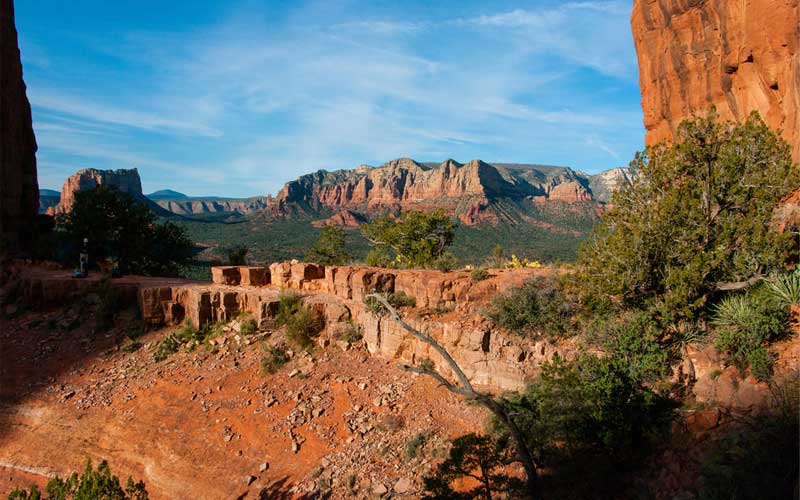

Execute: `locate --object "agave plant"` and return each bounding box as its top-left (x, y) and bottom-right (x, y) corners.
top-left (766, 269), bottom-right (800, 307)
top-left (711, 294), bottom-right (753, 329)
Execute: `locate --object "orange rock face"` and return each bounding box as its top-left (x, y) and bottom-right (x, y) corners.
top-left (48, 168), bottom-right (145, 215)
top-left (632, 0), bottom-right (800, 162)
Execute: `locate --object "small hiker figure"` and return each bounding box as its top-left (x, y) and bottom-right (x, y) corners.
top-left (74, 238), bottom-right (89, 278)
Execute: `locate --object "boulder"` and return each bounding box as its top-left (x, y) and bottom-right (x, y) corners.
top-left (238, 266), bottom-right (267, 286)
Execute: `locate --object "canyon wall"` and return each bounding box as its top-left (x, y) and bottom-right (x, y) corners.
top-left (632, 0), bottom-right (800, 162)
top-left (0, 0), bottom-right (39, 253)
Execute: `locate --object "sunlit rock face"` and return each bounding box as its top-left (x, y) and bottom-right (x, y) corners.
top-left (632, 0), bottom-right (799, 162)
top-left (0, 0), bottom-right (39, 253)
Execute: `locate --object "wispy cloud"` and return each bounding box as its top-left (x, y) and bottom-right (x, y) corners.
top-left (21, 0), bottom-right (643, 197)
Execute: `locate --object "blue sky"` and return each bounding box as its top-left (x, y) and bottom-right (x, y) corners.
top-left (16, 0), bottom-right (644, 197)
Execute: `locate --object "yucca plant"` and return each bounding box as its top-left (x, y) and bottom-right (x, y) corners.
top-left (766, 269), bottom-right (800, 307)
top-left (711, 294), bottom-right (753, 329)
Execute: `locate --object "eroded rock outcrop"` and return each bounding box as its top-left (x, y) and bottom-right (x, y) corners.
top-left (48, 168), bottom-right (142, 215)
top-left (0, 0), bottom-right (39, 253)
top-left (632, 0), bottom-right (800, 161)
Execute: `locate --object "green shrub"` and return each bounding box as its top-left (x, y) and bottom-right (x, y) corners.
top-left (767, 269), bottom-right (800, 306)
top-left (305, 226), bottom-right (350, 265)
top-left (578, 112), bottom-right (799, 323)
top-left (432, 251), bottom-right (458, 272)
top-left (8, 458), bottom-right (148, 500)
top-left (486, 275), bottom-right (578, 338)
top-left (261, 345), bottom-right (289, 374)
top-left (153, 321), bottom-right (213, 361)
top-left (591, 310), bottom-right (673, 384)
top-left (275, 291), bottom-right (321, 349)
top-left (237, 314), bottom-right (258, 335)
top-left (361, 209), bottom-right (457, 268)
top-left (365, 291), bottom-right (416, 314)
top-left (334, 320), bottom-right (362, 344)
top-left (406, 431), bottom-right (433, 459)
top-left (712, 287), bottom-right (788, 381)
top-left (495, 354), bottom-right (675, 498)
top-left (697, 402), bottom-right (798, 499)
top-left (470, 268), bottom-right (490, 281)
top-left (222, 245), bottom-right (249, 265)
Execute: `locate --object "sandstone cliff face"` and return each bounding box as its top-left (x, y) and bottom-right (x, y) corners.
top-left (0, 0), bottom-right (39, 253)
top-left (632, 0), bottom-right (800, 161)
top-left (270, 158), bottom-right (626, 226)
top-left (153, 196), bottom-right (271, 216)
top-left (49, 168), bottom-right (144, 215)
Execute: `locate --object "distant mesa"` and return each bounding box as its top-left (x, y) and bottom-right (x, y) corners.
top-left (46, 168), bottom-right (172, 217)
top-left (147, 189), bottom-right (188, 200)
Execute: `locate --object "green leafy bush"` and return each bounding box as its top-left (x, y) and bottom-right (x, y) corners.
top-left (56, 186), bottom-right (193, 276)
top-left (432, 251), bottom-right (458, 272)
top-left (591, 310), bottom-right (673, 384)
top-left (261, 345), bottom-right (289, 374)
top-left (495, 354), bottom-right (675, 498)
top-left (486, 275), bottom-right (578, 338)
top-left (578, 112), bottom-right (799, 323)
top-left (236, 313), bottom-right (258, 335)
top-left (305, 226), bottom-right (350, 265)
top-left (362, 209), bottom-right (457, 268)
top-left (470, 268), bottom-right (490, 281)
top-left (711, 286), bottom-right (788, 380)
top-left (333, 320), bottom-right (362, 344)
top-left (8, 458), bottom-right (148, 500)
top-left (365, 291), bottom-right (416, 315)
top-left (221, 245), bottom-right (249, 265)
top-left (275, 291), bottom-right (321, 349)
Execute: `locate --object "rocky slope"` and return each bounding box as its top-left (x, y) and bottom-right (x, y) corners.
top-left (153, 196), bottom-right (271, 216)
top-left (632, 0), bottom-right (800, 162)
top-left (0, 0), bottom-right (39, 254)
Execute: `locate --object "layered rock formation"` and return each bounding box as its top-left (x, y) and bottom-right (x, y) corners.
top-left (268, 158), bottom-right (629, 226)
top-left (632, 0), bottom-right (800, 161)
top-left (47, 168), bottom-right (171, 216)
top-left (0, 0), bottom-right (39, 253)
top-left (153, 196), bottom-right (271, 216)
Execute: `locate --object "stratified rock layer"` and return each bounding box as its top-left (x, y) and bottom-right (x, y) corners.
top-left (0, 0), bottom-right (39, 253)
top-left (632, 0), bottom-right (800, 161)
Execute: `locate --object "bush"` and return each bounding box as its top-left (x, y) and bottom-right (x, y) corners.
top-left (8, 458), bottom-right (148, 500)
top-left (697, 402), bottom-right (798, 499)
top-left (365, 291), bottom-right (416, 315)
top-left (153, 321), bottom-right (217, 361)
top-left (222, 245), bottom-right (248, 265)
top-left (470, 268), bottom-right (490, 281)
top-left (361, 209), bottom-right (457, 268)
top-left (275, 291), bottom-right (321, 349)
top-left (591, 310), bottom-right (673, 384)
top-left (261, 345), bottom-right (289, 374)
top-left (767, 269), bottom-right (800, 307)
top-left (711, 286), bottom-right (789, 380)
top-left (236, 313), bottom-right (258, 335)
top-left (578, 112), bottom-right (799, 323)
top-left (486, 275), bottom-right (578, 338)
top-left (432, 251), bottom-right (458, 272)
top-left (305, 226), bottom-right (350, 265)
top-left (406, 431), bottom-right (433, 459)
top-left (56, 186), bottom-right (193, 276)
top-left (96, 276), bottom-right (119, 331)
top-left (334, 320), bottom-right (362, 344)
top-left (496, 354), bottom-right (675, 498)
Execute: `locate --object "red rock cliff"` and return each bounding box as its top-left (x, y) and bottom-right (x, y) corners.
top-left (0, 0), bottom-right (39, 253)
top-left (49, 168), bottom-right (146, 215)
top-left (632, 0), bottom-right (800, 161)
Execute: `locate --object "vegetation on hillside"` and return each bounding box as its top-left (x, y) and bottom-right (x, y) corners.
top-left (305, 225), bottom-right (351, 265)
top-left (8, 459), bottom-right (148, 500)
top-left (418, 112), bottom-right (799, 499)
